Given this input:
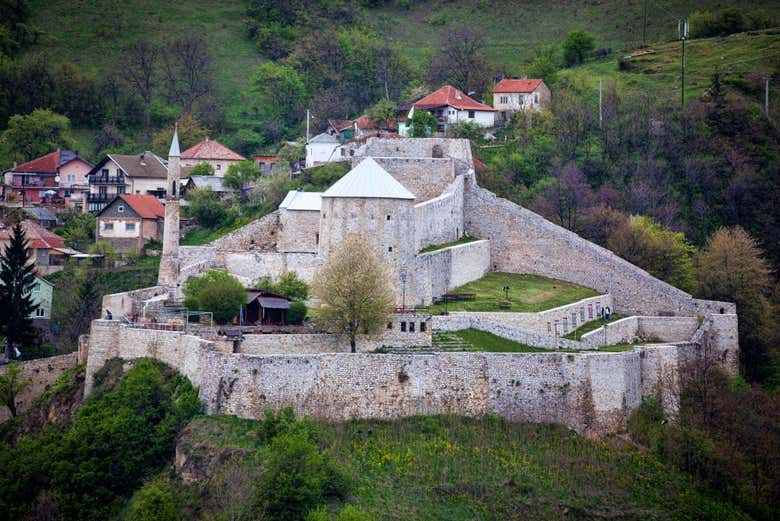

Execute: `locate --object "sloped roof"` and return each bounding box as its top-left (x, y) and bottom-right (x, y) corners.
top-left (169, 126), bottom-right (181, 157)
top-left (0, 220), bottom-right (66, 250)
top-left (322, 158), bottom-right (414, 200)
top-left (12, 151), bottom-right (60, 174)
top-left (493, 78), bottom-right (544, 93)
top-left (25, 207), bottom-right (58, 222)
top-left (187, 175), bottom-right (231, 192)
top-left (99, 152), bottom-right (168, 179)
top-left (181, 139), bottom-right (245, 161)
top-left (328, 119), bottom-right (353, 132)
top-left (114, 194), bottom-right (165, 219)
top-left (309, 132), bottom-right (340, 144)
top-left (413, 85), bottom-right (496, 112)
top-left (279, 190), bottom-right (322, 211)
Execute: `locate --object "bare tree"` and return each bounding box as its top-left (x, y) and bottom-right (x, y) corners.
top-left (162, 35), bottom-right (215, 113)
top-left (125, 39), bottom-right (159, 132)
top-left (311, 234), bottom-right (395, 353)
top-left (426, 26), bottom-right (491, 95)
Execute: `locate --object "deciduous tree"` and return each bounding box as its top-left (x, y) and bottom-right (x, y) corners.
top-left (1, 109), bottom-right (73, 162)
top-left (0, 363), bottom-right (27, 417)
top-left (562, 30), bottom-right (595, 66)
top-left (183, 269), bottom-right (245, 323)
top-left (311, 234), bottom-right (394, 353)
top-left (426, 26), bottom-right (491, 95)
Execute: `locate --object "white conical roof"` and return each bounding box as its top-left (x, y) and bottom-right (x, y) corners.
top-left (169, 124), bottom-right (180, 157)
top-left (322, 157), bottom-right (414, 200)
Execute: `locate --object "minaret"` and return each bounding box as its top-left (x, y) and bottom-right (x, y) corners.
top-left (158, 124), bottom-right (181, 289)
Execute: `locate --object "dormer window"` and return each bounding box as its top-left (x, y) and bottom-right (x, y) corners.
top-left (117, 205), bottom-right (124, 213)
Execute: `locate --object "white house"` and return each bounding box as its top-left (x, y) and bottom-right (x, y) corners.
top-left (305, 132), bottom-right (348, 168)
top-left (492, 78), bottom-right (551, 124)
top-left (399, 85), bottom-right (496, 136)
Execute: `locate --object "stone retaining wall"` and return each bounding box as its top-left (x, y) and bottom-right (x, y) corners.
top-left (0, 353), bottom-right (79, 422)
top-left (413, 175), bottom-right (464, 252)
top-left (414, 239), bottom-right (491, 305)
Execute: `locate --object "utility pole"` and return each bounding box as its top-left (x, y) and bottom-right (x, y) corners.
top-left (598, 78), bottom-right (603, 129)
top-left (306, 109), bottom-right (310, 143)
top-left (763, 76), bottom-right (772, 116)
top-left (679, 19), bottom-right (688, 111)
top-left (642, 0), bottom-right (649, 47)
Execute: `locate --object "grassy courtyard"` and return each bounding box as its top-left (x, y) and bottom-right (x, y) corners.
top-left (419, 236), bottom-right (482, 254)
top-left (440, 329), bottom-right (641, 354)
top-left (563, 314), bottom-right (627, 340)
top-left (428, 273), bottom-right (599, 315)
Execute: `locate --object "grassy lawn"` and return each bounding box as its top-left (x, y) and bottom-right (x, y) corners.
top-left (180, 216), bottom-right (255, 246)
top-left (429, 273), bottom-right (599, 315)
top-left (181, 414), bottom-right (749, 520)
top-left (445, 328), bottom-right (642, 354)
top-left (419, 235), bottom-right (481, 254)
top-left (563, 314), bottom-right (627, 340)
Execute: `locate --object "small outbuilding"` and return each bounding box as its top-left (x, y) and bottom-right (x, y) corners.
top-left (244, 290), bottom-right (291, 325)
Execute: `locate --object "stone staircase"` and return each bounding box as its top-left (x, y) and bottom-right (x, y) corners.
top-left (432, 331), bottom-right (477, 351)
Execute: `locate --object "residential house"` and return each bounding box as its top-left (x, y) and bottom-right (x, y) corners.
top-left (327, 115), bottom-right (397, 141)
top-left (2, 150), bottom-right (93, 206)
top-left (95, 194), bottom-right (169, 253)
top-left (492, 78), bottom-right (551, 123)
top-left (180, 138), bottom-right (246, 176)
top-left (399, 85), bottom-right (496, 136)
top-left (305, 132), bottom-right (345, 168)
top-left (86, 152), bottom-right (168, 213)
top-left (24, 207), bottom-right (59, 229)
top-left (0, 273), bottom-right (53, 320)
top-left (253, 155), bottom-right (277, 175)
top-left (182, 176), bottom-right (233, 198)
top-left (0, 220), bottom-right (81, 274)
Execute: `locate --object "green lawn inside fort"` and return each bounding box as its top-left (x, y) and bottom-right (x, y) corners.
top-left (563, 314), bottom-right (627, 340)
top-left (419, 235), bottom-right (482, 254)
top-left (428, 273), bottom-right (599, 315)
top-left (437, 329), bottom-right (644, 353)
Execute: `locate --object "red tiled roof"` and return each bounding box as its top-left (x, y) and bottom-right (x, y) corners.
top-left (13, 151), bottom-right (60, 174)
top-left (328, 119), bottom-right (354, 132)
top-left (253, 155), bottom-right (277, 162)
top-left (118, 194), bottom-right (165, 219)
top-left (413, 85), bottom-right (496, 112)
top-left (493, 78), bottom-right (543, 93)
top-left (0, 220), bottom-right (66, 250)
top-left (354, 115), bottom-right (376, 129)
top-left (181, 139), bottom-right (246, 161)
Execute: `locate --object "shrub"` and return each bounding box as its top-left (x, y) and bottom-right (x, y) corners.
top-left (183, 269), bottom-right (245, 323)
top-left (186, 187), bottom-right (228, 229)
top-left (288, 301), bottom-right (308, 324)
top-left (124, 479), bottom-right (180, 521)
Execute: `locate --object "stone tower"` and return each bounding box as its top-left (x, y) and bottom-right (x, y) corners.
top-left (158, 125), bottom-right (181, 288)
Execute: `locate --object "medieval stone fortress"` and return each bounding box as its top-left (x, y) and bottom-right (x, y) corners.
top-left (71, 129), bottom-right (739, 438)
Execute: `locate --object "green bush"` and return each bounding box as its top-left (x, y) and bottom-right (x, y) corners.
top-left (183, 269), bottom-right (246, 323)
top-left (258, 272), bottom-right (309, 301)
top-left (124, 479), bottom-right (181, 521)
top-left (186, 187), bottom-right (229, 229)
top-left (288, 301), bottom-right (308, 324)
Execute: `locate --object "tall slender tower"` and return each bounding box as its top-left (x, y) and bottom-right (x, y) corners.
top-left (158, 124), bottom-right (181, 288)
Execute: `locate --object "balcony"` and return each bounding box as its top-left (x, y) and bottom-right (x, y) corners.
top-left (90, 175), bottom-right (125, 185)
top-left (87, 193), bottom-right (109, 203)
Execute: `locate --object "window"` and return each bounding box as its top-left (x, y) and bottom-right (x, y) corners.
top-left (101, 168), bottom-right (109, 177)
top-left (117, 205), bottom-right (124, 213)
top-left (580, 308), bottom-right (586, 321)
top-left (468, 110), bottom-right (475, 118)
top-left (547, 322), bottom-right (551, 333)
top-left (340, 148), bottom-right (346, 157)
top-left (126, 222), bottom-right (136, 232)
top-left (388, 246), bottom-right (393, 252)
top-left (32, 283), bottom-right (40, 293)
top-left (387, 322), bottom-right (393, 330)
top-left (588, 304), bottom-right (593, 319)
top-left (500, 96), bottom-right (508, 104)
top-left (572, 313), bottom-right (577, 327)
top-left (67, 174), bottom-right (76, 182)
top-left (386, 214), bottom-right (391, 220)
top-left (409, 322), bottom-right (415, 332)
top-left (36, 307), bottom-right (45, 317)
top-left (104, 222), bottom-right (114, 231)
top-left (554, 321), bottom-right (559, 336)
top-left (596, 302), bottom-right (602, 316)
top-left (400, 321), bottom-right (406, 332)
top-left (420, 322), bottom-right (426, 332)
top-left (315, 233), bottom-right (319, 245)
top-left (216, 164), bottom-right (221, 170)
top-left (563, 317), bottom-right (569, 333)
top-left (535, 93), bottom-right (539, 103)
top-left (117, 186), bottom-right (125, 194)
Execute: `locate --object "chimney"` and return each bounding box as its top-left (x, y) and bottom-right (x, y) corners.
top-left (521, 74), bottom-right (527, 79)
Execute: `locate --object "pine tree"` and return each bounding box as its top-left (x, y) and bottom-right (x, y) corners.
top-left (0, 223), bottom-right (37, 350)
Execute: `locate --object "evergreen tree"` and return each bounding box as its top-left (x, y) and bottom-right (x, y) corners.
top-left (0, 223), bottom-right (37, 350)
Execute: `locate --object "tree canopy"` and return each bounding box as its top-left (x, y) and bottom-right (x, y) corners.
top-left (0, 222), bottom-right (36, 349)
top-left (183, 269), bottom-right (245, 323)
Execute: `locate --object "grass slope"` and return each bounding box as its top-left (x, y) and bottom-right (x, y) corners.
top-left (372, 0), bottom-right (780, 70)
top-left (561, 29), bottom-right (780, 102)
top-left (429, 272), bottom-right (598, 315)
top-left (185, 414), bottom-right (750, 520)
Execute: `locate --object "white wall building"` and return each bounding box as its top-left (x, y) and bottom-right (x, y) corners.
top-left (399, 85), bottom-right (496, 136)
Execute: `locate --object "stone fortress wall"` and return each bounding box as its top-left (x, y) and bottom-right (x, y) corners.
top-left (83, 316), bottom-right (735, 437)
top-left (413, 239), bottom-right (491, 305)
top-left (0, 353), bottom-right (79, 422)
top-left (413, 175), bottom-right (464, 252)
